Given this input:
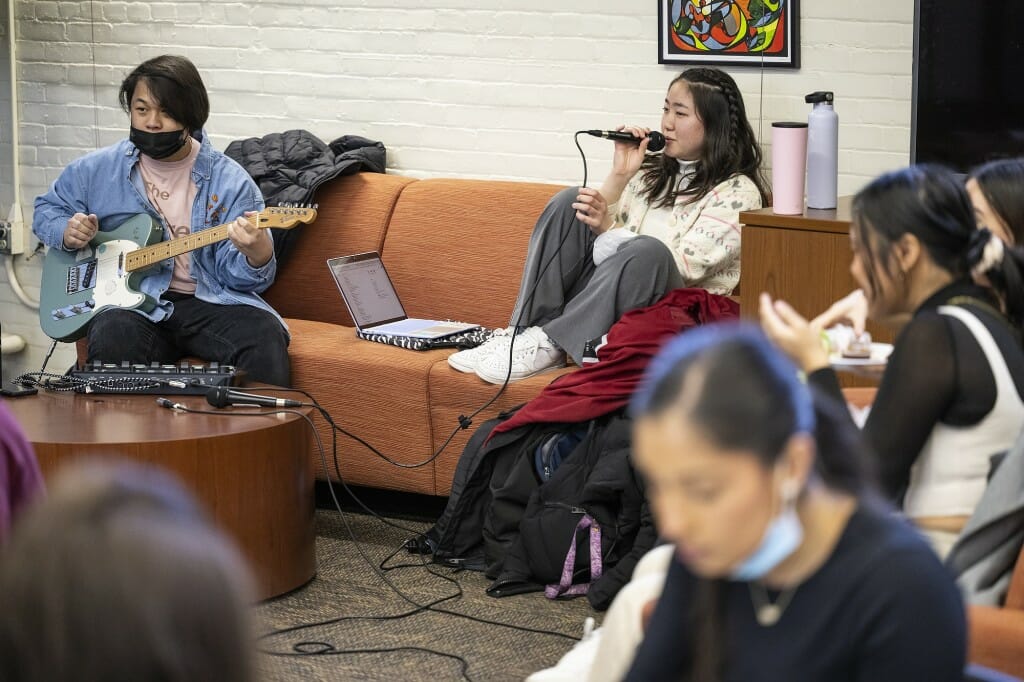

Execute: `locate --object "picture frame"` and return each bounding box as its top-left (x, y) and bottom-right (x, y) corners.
top-left (658, 0), bottom-right (800, 69)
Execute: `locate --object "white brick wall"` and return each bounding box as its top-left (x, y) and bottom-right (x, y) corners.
top-left (1, 0), bottom-right (915, 378)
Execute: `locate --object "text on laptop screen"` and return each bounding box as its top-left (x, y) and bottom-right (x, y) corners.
top-left (329, 257), bottom-right (406, 328)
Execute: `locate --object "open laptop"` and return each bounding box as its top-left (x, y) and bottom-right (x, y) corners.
top-left (327, 252), bottom-right (480, 340)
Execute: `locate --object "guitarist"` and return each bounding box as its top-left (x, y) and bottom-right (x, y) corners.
top-left (32, 55), bottom-right (290, 386)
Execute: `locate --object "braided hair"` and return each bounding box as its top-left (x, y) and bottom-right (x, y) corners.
top-left (638, 67), bottom-right (769, 209)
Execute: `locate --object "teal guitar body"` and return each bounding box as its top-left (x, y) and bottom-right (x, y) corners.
top-left (38, 214), bottom-right (164, 342)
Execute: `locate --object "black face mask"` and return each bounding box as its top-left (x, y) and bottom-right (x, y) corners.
top-left (129, 126), bottom-right (189, 160)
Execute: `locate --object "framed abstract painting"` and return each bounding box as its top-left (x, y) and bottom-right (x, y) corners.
top-left (658, 0), bottom-right (800, 68)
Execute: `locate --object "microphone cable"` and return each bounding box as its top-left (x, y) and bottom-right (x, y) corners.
top-left (434, 130), bottom-right (599, 433)
top-left (233, 125), bottom-right (641, 474)
top-left (250, 131), bottom-right (602, 472)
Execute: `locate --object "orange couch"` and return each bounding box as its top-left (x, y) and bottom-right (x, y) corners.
top-left (969, 544), bottom-right (1024, 678)
top-left (262, 172), bottom-right (575, 496)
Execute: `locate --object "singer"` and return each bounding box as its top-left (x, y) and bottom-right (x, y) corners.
top-left (32, 56), bottom-right (290, 387)
top-left (450, 67), bottom-right (769, 383)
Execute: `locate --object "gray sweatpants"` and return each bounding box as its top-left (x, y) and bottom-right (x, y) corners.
top-left (510, 187), bottom-right (684, 364)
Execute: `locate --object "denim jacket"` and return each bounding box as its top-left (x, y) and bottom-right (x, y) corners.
top-left (32, 132), bottom-right (286, 332)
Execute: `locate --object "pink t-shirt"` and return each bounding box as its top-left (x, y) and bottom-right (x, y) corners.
top-left (138, 139), bottom-right (201, 294)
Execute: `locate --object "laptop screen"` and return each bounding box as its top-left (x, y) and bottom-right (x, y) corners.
top-left (327, 253), bottom-right (407, 329)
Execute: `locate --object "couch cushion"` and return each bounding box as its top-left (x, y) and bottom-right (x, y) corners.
top-left (380, 178), bottom-right (565, 330)
top-left (286, 317), bottom-right (443, 495)
top-left (264, 173), bottom-right (416, 325)
top-left (287, 317), bottom-right (577, 496)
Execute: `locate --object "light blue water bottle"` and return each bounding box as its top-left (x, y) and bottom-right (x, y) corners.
top-left (805, 91), bottom-right (838, 209)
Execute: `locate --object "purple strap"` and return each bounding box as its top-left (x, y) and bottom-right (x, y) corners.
top-left (545, 514), bottom-right (602, 599)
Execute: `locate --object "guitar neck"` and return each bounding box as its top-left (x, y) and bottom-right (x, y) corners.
top-left (124, 221), bottom-right (237, 272)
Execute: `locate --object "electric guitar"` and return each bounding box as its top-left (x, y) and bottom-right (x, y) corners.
top-left (39, 207), bottom-right (317, 342)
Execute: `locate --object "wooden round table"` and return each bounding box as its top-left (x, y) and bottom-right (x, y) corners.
top-left (6, 387), bottom-right (316, 600)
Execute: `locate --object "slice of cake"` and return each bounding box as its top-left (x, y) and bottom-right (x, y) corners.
top-left (841, 332), bottom-right (873, 359)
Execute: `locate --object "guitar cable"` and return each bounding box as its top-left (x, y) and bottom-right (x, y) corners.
top-left (12, 339), bottom-right (60, 389)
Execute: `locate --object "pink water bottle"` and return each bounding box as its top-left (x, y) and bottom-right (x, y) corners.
top-left (771, 121), bottom-right (808, 215)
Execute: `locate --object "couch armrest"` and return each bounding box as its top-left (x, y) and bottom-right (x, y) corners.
top-left (1003, 544), bottom-right (1024, 610)
top-left (968, 604), bottom-right (1024, 679)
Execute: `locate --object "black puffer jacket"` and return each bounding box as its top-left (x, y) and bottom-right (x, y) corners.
top-left (225, 130), bottom-right (386, 264)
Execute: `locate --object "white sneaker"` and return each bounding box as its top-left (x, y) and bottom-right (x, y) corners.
top-left (474, 327), bottom-right (566, 384)
top-left (447, 327), bottom-right (514, 373)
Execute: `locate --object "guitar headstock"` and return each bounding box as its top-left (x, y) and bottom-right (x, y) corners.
top-left (258, 205), bottom-right (318, 230)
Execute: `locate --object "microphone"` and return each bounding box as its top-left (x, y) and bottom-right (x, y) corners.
top-left (156, 397), bottom-right (188, 411)
top-left (585, 130), bottom-right (665, 153)
top-left (205, 386), bottom-right (303, 409)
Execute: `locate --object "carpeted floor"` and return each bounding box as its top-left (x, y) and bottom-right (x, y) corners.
top-left (255, 507), bottom-right (601, 681)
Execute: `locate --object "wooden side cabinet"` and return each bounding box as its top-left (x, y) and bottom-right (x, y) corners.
top-left (739, 199), bottom-right (891, 387)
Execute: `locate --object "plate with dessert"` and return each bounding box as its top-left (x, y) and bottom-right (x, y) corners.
top-left (823, 326), bottom-right (894, 368)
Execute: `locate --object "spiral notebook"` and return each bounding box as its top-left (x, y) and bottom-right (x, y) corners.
top-left (327, 252), bottom-right (480, 340)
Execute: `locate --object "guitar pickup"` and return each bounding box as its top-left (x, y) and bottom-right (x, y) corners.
top-left (66, 260), bottom-right (98, 294)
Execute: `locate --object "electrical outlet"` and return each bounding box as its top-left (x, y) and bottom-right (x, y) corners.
top-left (0, 219), bottom-right (25, 255)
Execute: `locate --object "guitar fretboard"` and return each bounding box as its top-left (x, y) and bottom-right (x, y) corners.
top-left (118, 206), bottom-right (315, 272)
top-left (124, 223), bottom-right (232, 271)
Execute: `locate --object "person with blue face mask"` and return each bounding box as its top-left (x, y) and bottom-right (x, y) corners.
top-left (622, 324), bottom-right (966, 682)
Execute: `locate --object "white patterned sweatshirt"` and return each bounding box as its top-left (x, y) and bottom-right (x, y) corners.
top-left (594, 166), bottom-right (763, 295)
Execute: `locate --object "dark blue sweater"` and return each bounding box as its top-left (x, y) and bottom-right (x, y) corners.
top-left (625, 504), bottom-right (966, 682)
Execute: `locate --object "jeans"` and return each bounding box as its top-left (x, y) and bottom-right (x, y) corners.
top-left (86, 295), bottom-right (291, 386)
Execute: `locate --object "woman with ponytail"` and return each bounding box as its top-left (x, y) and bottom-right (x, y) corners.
top-left (761, 164), bottom-right (1024, 558)
top-left (449, 67), bottom-right (768, 384)
top-left (624, 324), bottom-right (964, 681)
